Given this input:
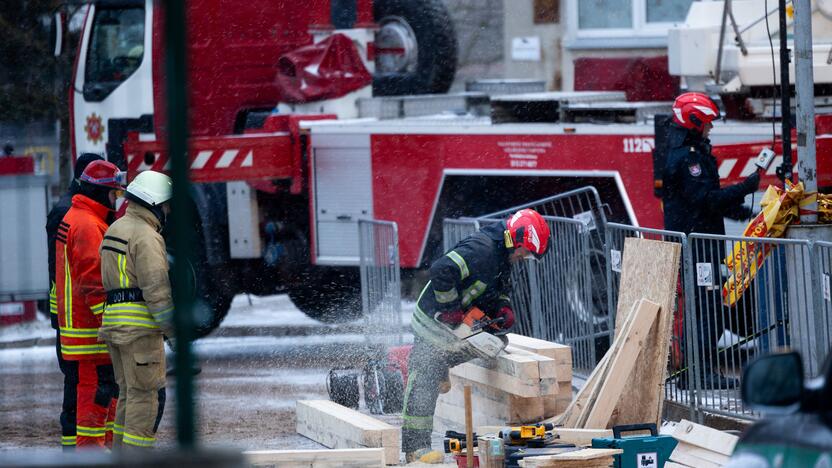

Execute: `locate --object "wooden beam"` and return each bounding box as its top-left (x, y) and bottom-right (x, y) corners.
top-left (295, 400), bottom-right (399, 465)
top-left (610, 238), bottom-right (681, 428)
top-left (582, 299), bottom-right (660, 428)
top-left (506, 334), bottom-right (572, 367)
top-left (671, 419), bottom-right (738, 456)
top-left (244, 448), bottom-right (385, 467)
top-left (552, 350), bottom-right (610, 427)
top-left (450, 360), bottom-right (555, 397)
top-left (551, 428), bottom-right (613, 447)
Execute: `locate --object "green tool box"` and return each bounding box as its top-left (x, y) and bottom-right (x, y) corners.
top-left (591, 423), bottom-right (677, 468)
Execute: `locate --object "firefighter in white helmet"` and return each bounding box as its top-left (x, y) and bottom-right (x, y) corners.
top-left (98, 170), bottom-right (174, 449)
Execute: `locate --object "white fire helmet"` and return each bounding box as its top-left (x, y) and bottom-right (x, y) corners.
top-left (126, 170), bottom-right (173, 206)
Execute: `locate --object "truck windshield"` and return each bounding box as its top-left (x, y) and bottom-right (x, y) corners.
top-left (83, 7), bottom-right (144, 101)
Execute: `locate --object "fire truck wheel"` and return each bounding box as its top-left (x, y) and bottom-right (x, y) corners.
top-left (372, 0), bottom-right (457, 96)
top-left (287, 267), bottom-right (363, 323)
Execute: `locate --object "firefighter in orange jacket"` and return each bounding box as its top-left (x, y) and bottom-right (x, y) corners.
top-left (55, 160), bottom-right (126, 448)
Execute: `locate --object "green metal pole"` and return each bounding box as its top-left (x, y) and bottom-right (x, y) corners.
top-left (163, 0), bottom-right (196, 448)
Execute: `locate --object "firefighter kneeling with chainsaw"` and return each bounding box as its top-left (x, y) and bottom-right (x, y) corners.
top-left (403, 208), bottom-right (550, 462)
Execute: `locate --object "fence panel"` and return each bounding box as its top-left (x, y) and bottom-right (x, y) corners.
top-left (814, 241), bottom-right (832, 366)
top-left (358, 219), bottom-right (403, 348)
top-left (442, 218), bottom-right (480, 252)
top-left (682, 233), bottom-right (817, 421)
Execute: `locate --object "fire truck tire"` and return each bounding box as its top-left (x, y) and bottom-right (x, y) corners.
top-left (372, 0), bottom-right (457, 96)
top-left (287, 267), bottom-right (363, 323)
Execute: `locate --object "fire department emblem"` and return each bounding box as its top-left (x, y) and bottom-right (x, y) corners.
top-left (84, 113), bottom-right (105, 144)
top-left (688, 163), bottom-right (702, 177)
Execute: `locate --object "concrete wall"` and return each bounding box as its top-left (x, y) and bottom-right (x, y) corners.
top-left (502, 0), bottom-right (563, 90)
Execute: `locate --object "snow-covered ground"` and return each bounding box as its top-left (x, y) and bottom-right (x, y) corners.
top-left (0, 293), bottom-right (416, 454)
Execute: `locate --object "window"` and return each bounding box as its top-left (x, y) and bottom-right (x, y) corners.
top-left (84, 7), bottom-right (145, 101)
top-left (646, 0), bottom-right (693, 23)
top-left (571, 0), bottom-right (693, 36)
top-left (579, 0), bottom-right (632, 29)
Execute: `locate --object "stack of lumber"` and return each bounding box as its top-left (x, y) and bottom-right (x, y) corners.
top-left (295, 400), bottom-right (400, 465)
top-left (556, 238), bottom-right (682, 430)
top-left (519, 448), bottom-right (623, 467)
top-left (434, 334), bottom-right (572, 434)
top-left (507, 333), bottom-right (574, 415)
top-left (662, 420), bottom-right (738, 468)
top-left (244, 448), bottom-right (386, 468)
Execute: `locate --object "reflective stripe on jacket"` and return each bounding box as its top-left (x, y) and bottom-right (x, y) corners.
top-left (55, 195), bottom-right (111, 361)
top-left (99, 203), bottom-right (173, 343)
top-left (413, 222), bottom-right (513, 349)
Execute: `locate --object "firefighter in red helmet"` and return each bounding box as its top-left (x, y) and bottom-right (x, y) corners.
top-left (663, 92), bottom-right (760, 390)
top-left (402, 208), bottom-right (550, 462)
top-left (55, 160), bottom-right (126, 448)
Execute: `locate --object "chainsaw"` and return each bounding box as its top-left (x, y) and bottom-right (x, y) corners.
top-left (442, 307), bottom-right (508, 359)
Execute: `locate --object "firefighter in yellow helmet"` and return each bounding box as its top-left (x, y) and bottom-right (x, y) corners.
top-left (98, 170), bottom-right (174, 449)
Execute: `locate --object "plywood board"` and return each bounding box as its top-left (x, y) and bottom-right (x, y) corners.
top-left (551, 428), bottom-right (613, 447)
top-left (672, 419), bottom-right (738, 456)
top-left (610, 238), bottom-right (681, 427)
top-left (244, 448), bottom-right (385, 467)
top-left (582, 299), bottom-right (660, 428)
top-left (295, 400), bottom-right (399, 465)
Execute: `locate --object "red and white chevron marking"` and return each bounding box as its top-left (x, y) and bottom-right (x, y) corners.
top-left (717, 156), bottom-right (782, 180)
top-left (127, 149), bottom-right (255, 173)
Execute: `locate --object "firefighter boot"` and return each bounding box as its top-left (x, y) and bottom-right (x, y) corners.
top-left (405, 448), bottom-right (444, 464)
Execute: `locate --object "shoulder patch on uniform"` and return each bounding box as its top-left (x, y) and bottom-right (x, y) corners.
top-left (688, 163), bottom-right (702, 177)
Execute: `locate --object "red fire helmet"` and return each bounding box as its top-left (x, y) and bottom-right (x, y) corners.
top-left (506, 208), bottom-right (550, 258)
top-left (672, 92), bottom-right (720, 132)
top-left (79, 160), bottom-right (126, 190)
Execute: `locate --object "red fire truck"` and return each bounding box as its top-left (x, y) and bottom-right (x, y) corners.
top-left (59, 0), bottom-right (832, 335)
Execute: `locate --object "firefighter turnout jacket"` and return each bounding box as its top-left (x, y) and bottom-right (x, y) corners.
top-left (663, 123), bottom-right (758, 235)
top-left (412, 222), bottom-right (513, 351)
top-left (98, 202), bottom-right (174, 344)
top-left (55, 195), bottom-right (110, 361)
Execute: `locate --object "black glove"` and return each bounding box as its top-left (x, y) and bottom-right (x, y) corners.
top-left (742, 171), bottom-right (761, 194)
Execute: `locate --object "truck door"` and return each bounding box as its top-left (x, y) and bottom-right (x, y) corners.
top-left (311, 133), bottom-right (373, 264)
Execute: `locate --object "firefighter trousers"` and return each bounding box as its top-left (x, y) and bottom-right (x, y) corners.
top-left (75, 361), bottom-right (118, 448)
top-left (107, 334), bottom-right (167, 449)
top-left (401, 336), bottom-right (473, 453)
top-left (55, 331), bottom-right (78, 450)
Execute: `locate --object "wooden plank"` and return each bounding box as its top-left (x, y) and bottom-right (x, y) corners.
top-left (574, 300), bottom-right (642, 428)
top-left (665, 462), bottom-right (694, 468)
top-left (671, 419), bottom-right (738, 456)
top-left (582, 299), bottom-right (660, 428)
top-left (437, 381), bottom-right (545, 425)
top-left (610, 238), bottom-right (681, 428)
top-left (244, 448), bottom-right (385, 467)
top-left (295, 400), bottom-right (399, 465)
top-left (450, 361), bottom-right (554, 397)
top-left (672, 442), bottom-right (731, 466)
top-left (551, 428), bottom-right (613, 447)
top-left (550, 448), bottom-right (622, 460)
top-left (669, 445), bottom-right (722, 468)
top-left (507, 334), bottom-right (572, 366)
top-left (553, 350), bottom-right (610, 427)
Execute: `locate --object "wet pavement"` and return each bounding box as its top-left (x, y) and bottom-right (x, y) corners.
top-left (0, 294), bottom-right (414, 453)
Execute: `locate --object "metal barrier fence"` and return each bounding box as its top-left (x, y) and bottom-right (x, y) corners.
top-left (681, 233), bottom-right (821, 420)
top-left (358, 219), bottom-right (403, 347)
top-left (439, 188), bottom-right (832, 423)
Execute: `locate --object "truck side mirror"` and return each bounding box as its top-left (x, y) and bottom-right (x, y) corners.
top-left (52, 11), bottom-right (64, 57)
top-left (742, 351), bottom-right (804, 413)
